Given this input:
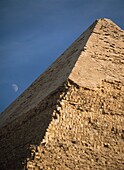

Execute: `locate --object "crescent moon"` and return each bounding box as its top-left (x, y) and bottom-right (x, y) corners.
top-left (12, 84), bottom-right (18, 92)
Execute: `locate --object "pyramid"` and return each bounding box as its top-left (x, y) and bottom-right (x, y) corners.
top-left (0, 18), bottom-right (124, 170)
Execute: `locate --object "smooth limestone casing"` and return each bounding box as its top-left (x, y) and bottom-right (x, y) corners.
top-left (0, 18), bottom-right (124, 170)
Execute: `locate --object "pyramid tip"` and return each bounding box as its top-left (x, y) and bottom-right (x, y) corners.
top-left (95, 18), bottom-right (113, 24)
top-left (94, 18), bottom-right (122, 30)
top-left (96, 18), bottom-right (111, 21)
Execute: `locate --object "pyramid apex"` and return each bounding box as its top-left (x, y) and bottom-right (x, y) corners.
top-left (95, 18), bottom-right (114, 25)
top-left (69, 17), bottom-right (124, 89)
top-left (95, 18), bottom-right (122, 30)
top-left (96, 18), bottom-right (112, 21)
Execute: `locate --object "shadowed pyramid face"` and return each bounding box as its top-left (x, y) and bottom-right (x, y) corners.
top-left (0, 18), bottom-right (124, 170)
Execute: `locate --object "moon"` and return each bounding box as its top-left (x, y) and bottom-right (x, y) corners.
top-left (12, 84), bottom-right (18, 92)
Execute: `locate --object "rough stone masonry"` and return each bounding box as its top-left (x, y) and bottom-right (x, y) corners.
top-left (0, 18), bottom-right (124, 170)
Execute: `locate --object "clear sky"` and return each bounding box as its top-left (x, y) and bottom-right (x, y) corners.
top-left (0, 0), bottom-right (124, 112)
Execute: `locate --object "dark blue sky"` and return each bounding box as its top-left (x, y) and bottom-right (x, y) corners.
top-left (0, 0), bottom-right (124, 112)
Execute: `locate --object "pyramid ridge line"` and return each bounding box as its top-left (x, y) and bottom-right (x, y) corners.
top-left (0, 20), bottom-right (97, 127)
top-left (0, 18), bottom-right (124, 128)
top-left (0, 18), bottom-right (124, 169)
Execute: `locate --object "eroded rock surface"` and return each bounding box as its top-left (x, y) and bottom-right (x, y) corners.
top-left (0, 18), bottom-right (124, 170)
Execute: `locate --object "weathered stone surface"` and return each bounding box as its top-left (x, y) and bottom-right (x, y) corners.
top-left (0, 18), bottom-right (124, 170)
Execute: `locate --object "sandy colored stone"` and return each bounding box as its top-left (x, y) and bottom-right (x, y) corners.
top-left (0, 18), bottom-right (124, 170)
